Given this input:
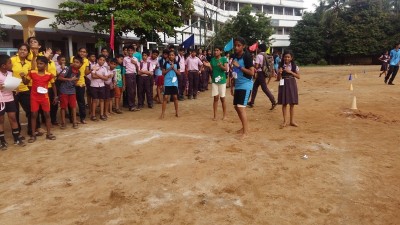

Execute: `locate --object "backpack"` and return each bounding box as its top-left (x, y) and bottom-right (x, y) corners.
top-left (140, 61), bottom-right (151, 72)
top-left (260, 53), bottom-right (274, 78)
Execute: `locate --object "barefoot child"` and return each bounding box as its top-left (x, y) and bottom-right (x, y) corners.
top-left (58, 56), bottom-right (82, 129)
top-left (90, 55), bottom-right (110, 121)
top-left (160, 50), bottom-right (180, 119)
top-left (104, 59), bottom-right (117, 117)
top-left (277, 51), bottom-right (300, 128)
top-left (204, 46), bottom-right (228, 120)
top-left (230, 37), bottom-right (255, 138)
top-left (20, 56), bottom-right (58, 142)
top-left (0, 55), bottom-right (26, 149)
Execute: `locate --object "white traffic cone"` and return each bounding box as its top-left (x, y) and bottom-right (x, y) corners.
top-left (350, 96), bottom-right (357, 110)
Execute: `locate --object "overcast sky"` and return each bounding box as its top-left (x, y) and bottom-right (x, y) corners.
top-left (304, 0), bottom-right (320, 12)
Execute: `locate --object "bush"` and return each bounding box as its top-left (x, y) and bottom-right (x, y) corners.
top-left (317, 59), bottom-right (328, 65)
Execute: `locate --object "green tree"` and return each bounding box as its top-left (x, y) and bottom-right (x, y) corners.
top-left (213, 5), bottom-right (273, 47)
top-left (290, 0), bottom-right (400, 64)
top-left (289, 12), bottom-right (326, 65)
top-left (51, 0), bottom-right (194, 43)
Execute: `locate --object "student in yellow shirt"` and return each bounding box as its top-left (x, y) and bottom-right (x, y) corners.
top-left (11, 43), bottom-right (34, 137)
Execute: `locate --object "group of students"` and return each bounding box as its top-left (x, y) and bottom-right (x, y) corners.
top-left (0, 36), bottom-right (301, 150)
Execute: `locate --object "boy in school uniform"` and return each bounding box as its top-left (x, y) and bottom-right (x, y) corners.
top-left (90, 55), bottom-right (110, 121)
top-left (138, 51), bottom-right (154, 109)
top-left (177, 48), bottom-right (186, 101)
top-left (147, 49), bottom-right (159, 104)
top-left (248, 43), bottom-right (277, 110)
top-left (0, 55), bottom-right (25, 149)
top-left (58, 56), bottom-right (82, 129)
top-left (86, 52), bottom-right (97, 113)
top-left (20, 56), bottom-right (58, 142)
top-left (113, 55), bottom-right (125, 114)
top-left (71, 47), bottom-right (90, 124)
top-left (185, 49), bottom-right (203, 99)
top-left (123, 46), bottom-right (140, 111)
top-left (104, 59), bottom-right (117, 117)
top-left (153, 50), bottom-right (168, 104)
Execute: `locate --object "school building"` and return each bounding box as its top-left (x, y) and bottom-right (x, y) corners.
top-left (0, 0), bottom-right (305, 57)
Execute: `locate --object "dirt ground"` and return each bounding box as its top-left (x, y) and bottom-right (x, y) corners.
top-left (0, 65), bottom-right (399, 225)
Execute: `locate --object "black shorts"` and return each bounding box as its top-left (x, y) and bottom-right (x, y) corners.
top-left (0, 101), bottom-right (17, 116)
top-left (91, 86), bottom-right (105, 100)
top-left (233, 89), bottom-right (251, 107)
top-left (164, 86), bottom-right (178, 96)
top-left (104, 85), bottom-right (111, 99)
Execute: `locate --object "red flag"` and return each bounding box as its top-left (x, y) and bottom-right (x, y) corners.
top-left (110, 14), bottom-right (115, 51)
top-left (249, 42), bottom-right (258, 52)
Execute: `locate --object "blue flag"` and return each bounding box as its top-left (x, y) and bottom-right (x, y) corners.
top-left (224, 38), bottom-right (233, 52)
top-left (182, 34), bottom-right (194, 49)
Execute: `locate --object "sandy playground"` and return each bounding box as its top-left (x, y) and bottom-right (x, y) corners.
top-left (0, 65), bottom-right (399, 225)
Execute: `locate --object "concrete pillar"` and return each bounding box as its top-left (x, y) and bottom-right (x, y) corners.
top-left (68, 35), bottom-right (73, 58)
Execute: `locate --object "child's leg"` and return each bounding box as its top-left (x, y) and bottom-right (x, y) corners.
top-left (44, 112), bottom-right (52, 134)
top-left (0, 115), bottom-right (5, 144)
top-left (115, 96), bottom-right (120, 109)
top-left (213, 95), bottom-right (219, 120)
top-left (60, 109), bottom-right (66, 125)
top-left (109, 99), bottom-right (113, 113)
top-left (289, 104), bottom-right (298, 127)
top-left (173, 95), bottom-right (178, 117)
top-left (160, 95), bottom-right (168, 119)
top-left (91, 99), bottom-right (98, 117)
top-left (157, 86), bottom-right (162, 103)
top-left (7, 112), bottom-right (22, 143)
top-left (104, 99), bottom-right (109, 115)
top-left (281, 104), bottom-right (288, 128)
top-left (88, 96), bottom-right (92, 115)
top-left (30, 112), bottom-right (38, 137)
top-left (221, 97), bottom-right (227, 120)
top-left (72, 107), bottom-right (77, 125)
top-left (100, 99), bottom-right (105, 116)
top-left (235, 106), bottom-right (249, 137)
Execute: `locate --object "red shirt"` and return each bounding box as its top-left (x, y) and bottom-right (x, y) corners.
top-left (27, 70), bottom-right (54, 98)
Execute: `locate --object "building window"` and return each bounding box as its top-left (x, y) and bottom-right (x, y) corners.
top-left (276, 27), bottom-right (283, 35)
top-left (251, 4), bottom-right (262, 13)
top-left (284, 27), bottom-right (292, 35)
top-left (285, 7), bottom-right (293, 16)
top-left (264, 5), bottom-right (273, 14)
top-left (275, 7), bottom-right (283, 15)
top-left (225, 1), bottom-right (237, 11)
top-left (81, 0), bottom-right (96, 3)
top-left (294, 8), bottom-right (302, 16)
top-left (239, 3), bottom-right (248, 11)
top-left (192, 16), bottom-right (199, 28)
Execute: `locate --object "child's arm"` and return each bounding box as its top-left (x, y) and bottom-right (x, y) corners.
top-left (230, 78), bottom-right (235, 96)
top-left (232, 60), bottom-right (254, 77)
top-left (277, 68), bottom-right (283, 80)
top-left (52, 82), bottom-right (58, 104)
top-left (162, 64), bottom-right (173, 76)
top-left (20, 72), bottom-right (30, 85)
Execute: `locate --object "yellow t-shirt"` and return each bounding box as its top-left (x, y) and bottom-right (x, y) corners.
top-left (11, 56), bottom-right (31, 92)
top-left (70, 56), bottom-right (88, 87)
top-left (46, 60), bottom-right (57, 88)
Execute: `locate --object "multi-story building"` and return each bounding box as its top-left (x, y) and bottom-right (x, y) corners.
top-left (0, 0), bottom-right (304, 57)
top-left (180, 0), bottom-right (305, 52)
